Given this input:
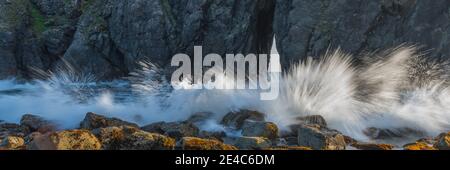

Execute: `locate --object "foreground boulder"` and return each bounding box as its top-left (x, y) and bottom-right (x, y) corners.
top-left (178, 137), bottom-right (237, 150)
top-left (1, 122), bottom-right (29, 137)
top-left (186, 112), bottom-right (214, 124)
top-left (297, 124), bottom-right (346, 150)
top-left (80, 112), bottom-right (139, 130)
top-left (221, 110), bottom-right (265, 129)
top-left (20, 114), bottom-right (57, 133)
top-left (283, 115), bottom-right (327, 137)
top-left (351, 143), bottom-right (394, 150)
top-left (226, 137), bottom-right (272, 150)
top-left (363, 127), bottom-right (424, 140)
top-left (27, 130), bottom-right (101, 150)
top-left (404, 142), bottom-right (436, 150)
top-left (141, 121), bottom-right (199, 139)
top-left (434, 132), bottom-right (450, 150)
top-left (241, 121), bottom-right (278, 139)
top-left (0, 136), bottom-right (25, 150)
top-left (296, 115), bottom-right (327, 127)
top-left (92, 126), bottom-right (175, 150)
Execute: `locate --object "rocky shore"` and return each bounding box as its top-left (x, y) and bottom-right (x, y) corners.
top-left (1, 111), bottom-right (448, 150)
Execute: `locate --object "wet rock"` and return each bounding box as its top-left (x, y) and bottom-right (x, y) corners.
top-left (297, 124), bottom-right (346, 150)
top-left (198, 131), bottom-right (227, 142)
top-left (20, 114), bottom-right (56, 133)
top-left (363, 127), bottom-right (424, 140)
top-left (178, 137), bottom-right (237, 150)
top-left (404, 142), bottom-right (436, 150)
top-left (92, 126), bottom-right (175, 150)
top-left (283, 137), bottom-right (299, 146)
top-left (226, 137), bottom-right (272, 150)
top-left (27, 130), bottom-right (101, 150)
top-left (186, 112), bottom-right (214, 124)
top-left (80, 112), bottom-right (138, 130)
top-left (265, 146), bottom-right (312, 150)
top-left (0, 136), bottom-right (25, 150)
top-left (296, 115), bottom-right (327, 127)
top-left (141, 121), bottom-right (199, 139)
top-left (285, 116), bottom-right (327, 137)
top-left (25, 132), bottom-right (55, 150)
top-left (434, 132), bottom-right (450, 150)
top-left (351, 143), bottom-right (394, 150)
top-left (221, 110), bottom-right (265, 129)
top-left (241, 121), bottom-right (278, 139)
top-left (343, 135), bottom-right (358, 145)
top-left (0, 122), bottom-right (29, 137)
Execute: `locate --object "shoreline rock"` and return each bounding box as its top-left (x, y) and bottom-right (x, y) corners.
top-left (178, 137), bottom-right (237, 150)
top-left (20, 114), bottom-right (57, 134)
top-left (351, 143), bottom-right (394, 150)
top-left (92, 126), bottom-right (175, 150)
top-left (297, 124), bottom-right (346, 150)
top-left (241, 120), bottom-right (279, 140)
top-left (27, 130), bottom-right (101, 150)
top-left (80, 112), bottom-right (139, 130)
top-left (141, 121), bottom-right (200, 140)
top-left (221, 110), bottom-right (265, 129)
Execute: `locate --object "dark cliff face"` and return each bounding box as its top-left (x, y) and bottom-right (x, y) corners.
top-left (1, 0), bottom-right (450, 80)
top-left (274, 0), bottom-right (450, 66)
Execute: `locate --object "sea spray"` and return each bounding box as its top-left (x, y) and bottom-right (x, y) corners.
top-left (1, 44), bottom-right (450, 143)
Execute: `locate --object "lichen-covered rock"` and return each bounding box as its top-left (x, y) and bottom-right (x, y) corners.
top-left (297, 124), bottom-right (346, 150)
top-left (434, 132), bottom-right (450, 150)
top-left (404, 142), bottom-right (436, 150)
top-left (221, 110), bottom-right (265, 129)
top-left (241, 121), bottom-right (278, 139)
top-left (92, 126), bottom-right (175, 150)
top-left (27, 130), bottom-right (101, 150)
top-left (227, 137), bottom-right (272, 150)
top-left (178, 137), bottom-right (237, 150)
top-left (80, 112), bottom-right (138, 130)
top-left (141, 121), bottom-right (199, 139)
top-left (351, 143), bottom-right (394, 150)
top-left (0, 136), bottom-right (25, 150)
top-left (51, 130), bottom-right (101, 150)
top-left (20, 114), bottom-right (56, 133)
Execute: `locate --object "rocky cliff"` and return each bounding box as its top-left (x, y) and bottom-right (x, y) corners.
top-left (1, 0), bottom-right (449, 80)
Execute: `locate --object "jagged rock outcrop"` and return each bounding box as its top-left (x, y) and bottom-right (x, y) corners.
top-left (274, 0), bottom-right (450, 66)
top-left (0, 0), bottom-right (276, 80)
top-left (2, 0), bottom-right (450, 80)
